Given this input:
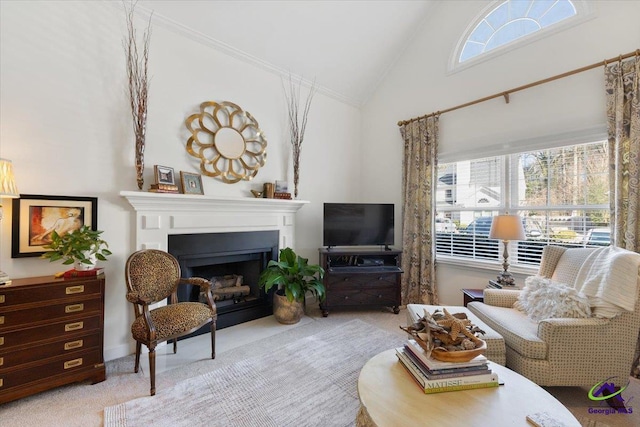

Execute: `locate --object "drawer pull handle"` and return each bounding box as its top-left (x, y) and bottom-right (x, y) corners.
top-left (0, 378), bottom-right (3, 388)
top-left (66, 285), bottom-right (85, 295)
top-left (344, 296), bottom-right (349, 300)
top-left (0, 295), bottom-right (5, 304)
top-left (64, 358), bottom-right (83, 369)
top-left (0, 357), bottom-right (3, 366)
top-left (0, 337), bottom-right (4, 346)
top-left (0, 316), bottom-right (4, 325)
top-left (64, 340), bottom-right (84, 350)
top-left (65, 321), bottom-right (84, 332)
top-left (65, 303), bottom-right (84, 313)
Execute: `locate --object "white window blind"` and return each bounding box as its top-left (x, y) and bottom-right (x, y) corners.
top-left (435, 141), bottom-right (609, 267)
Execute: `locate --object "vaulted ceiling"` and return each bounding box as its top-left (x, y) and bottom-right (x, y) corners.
top-left (140, 0), bottom-right (437, 107)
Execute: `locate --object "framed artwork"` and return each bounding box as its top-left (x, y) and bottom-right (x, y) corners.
top-left (180, 171), bottom-right (204, 195)
top-left (11, 194), bottom-right (98, 258)
top-left (154, 165), bottom-right (175, 185)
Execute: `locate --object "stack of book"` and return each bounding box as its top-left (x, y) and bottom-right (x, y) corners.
top-left (55, 268), bottom-right (104, 279)
top-left (273, 192), bottom-right (292, 199)
top-left (396, 339), bottom-right (499, 394)
top-left (149, 183), bottom-right (179, 193)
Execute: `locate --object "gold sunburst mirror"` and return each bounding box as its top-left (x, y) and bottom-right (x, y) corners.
top-left (185, 101), bottom-right (267, 183)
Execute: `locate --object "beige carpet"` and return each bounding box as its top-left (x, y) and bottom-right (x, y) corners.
top-left (104, 319), bottom-right (406, 427)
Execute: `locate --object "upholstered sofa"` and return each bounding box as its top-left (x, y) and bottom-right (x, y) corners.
top-left (467, 245), bottom-right (640, 387)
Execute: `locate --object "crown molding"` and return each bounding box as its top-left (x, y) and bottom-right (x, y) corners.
top-left (119, 2), bottom-right (362, 108)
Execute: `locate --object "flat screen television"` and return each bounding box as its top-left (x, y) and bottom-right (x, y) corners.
top-left (323, 203), bottom-right (394, 248)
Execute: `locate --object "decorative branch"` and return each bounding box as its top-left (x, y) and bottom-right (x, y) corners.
top-left (282, 75), bottom-right (316, 198)
top-left (123, 1), bottom-right (152, 190)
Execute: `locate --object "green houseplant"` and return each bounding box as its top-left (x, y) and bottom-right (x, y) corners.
top-left (258, 247), bottom-right (325, 324)
top-left (42, 225), bottom-right (112, 270)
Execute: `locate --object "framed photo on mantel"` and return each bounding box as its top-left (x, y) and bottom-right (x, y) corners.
top-left (180, 171), bottom-right (204, 195)
top-left (154, 165), bottom-right (176, 185)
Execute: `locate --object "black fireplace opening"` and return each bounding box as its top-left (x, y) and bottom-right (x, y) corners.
top-left (168, 230), bottom-right (279, 337)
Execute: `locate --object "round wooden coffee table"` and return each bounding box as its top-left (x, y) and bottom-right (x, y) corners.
top-left (357, 349), bottom-right (581, 427)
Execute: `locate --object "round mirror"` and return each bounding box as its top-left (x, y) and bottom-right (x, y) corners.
top-left (215, 127), bottom-right (245, 160)
top-left (185, 101), bottom-right (267, 183)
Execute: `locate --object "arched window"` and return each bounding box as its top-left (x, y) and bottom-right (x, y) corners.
top-left (458, 0), bottom-right (580, 64)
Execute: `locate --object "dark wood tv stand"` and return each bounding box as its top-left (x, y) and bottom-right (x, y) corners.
top-left (318, 248), bottom-right (402, 317)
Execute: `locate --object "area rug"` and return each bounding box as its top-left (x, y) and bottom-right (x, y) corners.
top-left (104, 319), bottom-right (406, 427)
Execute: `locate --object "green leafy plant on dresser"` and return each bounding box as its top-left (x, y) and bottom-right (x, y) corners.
top-left (41, 225), bottom-right (112, 269)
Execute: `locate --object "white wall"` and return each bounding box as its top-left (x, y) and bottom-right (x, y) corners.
top-left (361, 0), bottom-right (640, 305)
top-left (0, 1), bottom-right (361, 360)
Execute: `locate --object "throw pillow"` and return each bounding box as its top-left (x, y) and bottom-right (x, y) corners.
top-left (514, 276), bottom-right (591, 322)
top-left (513, 275), bottom-right (548, 312)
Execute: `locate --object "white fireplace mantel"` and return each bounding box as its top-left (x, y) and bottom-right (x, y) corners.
top-left (120, 191), bottom-right (309, 251)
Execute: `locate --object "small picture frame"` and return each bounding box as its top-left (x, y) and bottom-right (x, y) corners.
top-left (275, 180), bottom-right (288, 192)
top-left (12, 194), bottom-right (98, 258)
top-left (180, 171), bottom-right (204, 195)
top-left (154, 165), bottom-right (176, 185)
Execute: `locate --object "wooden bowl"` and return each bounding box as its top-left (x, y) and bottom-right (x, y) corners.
top-left (430, 338), bottom-right (487, 363)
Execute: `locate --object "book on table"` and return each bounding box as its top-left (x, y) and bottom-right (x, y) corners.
top-left (405, 339), bottom-right (488, 370)
top-left (395, 347), bottom-right (499, 394)
top-left (402, 345), bottom-right (491, 379)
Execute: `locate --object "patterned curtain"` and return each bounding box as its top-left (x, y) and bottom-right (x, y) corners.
top-left (605, 56), bottom-right (640, 377)
top-left (399, 116), bottom-right (439, 305)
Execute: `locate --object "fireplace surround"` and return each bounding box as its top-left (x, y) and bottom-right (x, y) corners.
top-left (169, 230), bottom-right (278, 333)
top-left (121, 191), bottom-right (308, 329)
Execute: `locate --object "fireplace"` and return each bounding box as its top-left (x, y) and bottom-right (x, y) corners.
top-left (168, 230), bottom-right (279, 335)
top-left (120, 190), bottom-right (308, 331)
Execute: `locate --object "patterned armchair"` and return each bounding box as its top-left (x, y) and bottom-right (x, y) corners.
top-left (468, 245), bottom-right (640, 387)
top-left (125, 249), bottom-right (217, 396)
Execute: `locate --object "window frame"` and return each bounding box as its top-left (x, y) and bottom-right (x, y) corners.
top-left (435, 137), bottom-right (609, 273)
top-left (448, 0), bottom-right (594, 74)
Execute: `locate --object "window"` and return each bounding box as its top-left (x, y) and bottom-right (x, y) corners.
top-left (435, 141), bottom-right (609, 267)
top-left (458, 0), bottom-right (578, 64)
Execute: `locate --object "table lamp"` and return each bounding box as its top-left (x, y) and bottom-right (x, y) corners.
top-left (0, 158), bottom-right (19, 285)
top-left (489, 214), bottom-right (525, 286)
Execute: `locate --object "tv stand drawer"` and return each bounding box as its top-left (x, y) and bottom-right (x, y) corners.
top-left (326, 273), bottom-right (398, 289)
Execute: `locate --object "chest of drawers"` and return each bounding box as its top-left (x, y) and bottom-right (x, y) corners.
top-left (0, 275), bottom-right (106, 404)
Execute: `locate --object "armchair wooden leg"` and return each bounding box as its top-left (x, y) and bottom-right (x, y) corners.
top-left (134, 341), bottom-right (142, 373)
top-left (149, 347), bottom-right (156, 396)
top-left (211, 320), bottom-right (216, 359)
top-left (173, 338), bottom-right (177, 354)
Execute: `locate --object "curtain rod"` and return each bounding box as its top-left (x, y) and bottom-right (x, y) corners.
top-left (397, 49), bottom-right (640, 127)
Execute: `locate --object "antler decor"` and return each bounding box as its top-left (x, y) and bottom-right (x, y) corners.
top-left (123, 1), bottom-right (152, 190)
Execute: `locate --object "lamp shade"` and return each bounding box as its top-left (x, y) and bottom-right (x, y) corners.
top-left (489, 214), bottom-right (526, 241)
top-left (0, 158), bottom-right (19, 198)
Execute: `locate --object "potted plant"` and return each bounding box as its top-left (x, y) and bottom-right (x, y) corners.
top-left (258, 247), bottom-right (325, 324)
top-left (42, 225), bottom-right (112, 271)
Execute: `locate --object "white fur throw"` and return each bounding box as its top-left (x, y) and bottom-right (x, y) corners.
top-left (514, 275), bottom-right (591, 322)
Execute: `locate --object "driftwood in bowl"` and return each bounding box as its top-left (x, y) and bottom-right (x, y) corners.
top-left (401, 307), bottom-right (487, 363)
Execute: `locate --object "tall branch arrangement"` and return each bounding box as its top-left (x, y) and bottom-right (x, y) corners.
top-left (123, 1), bottom-right (152, 190)
top-left (283, 76), bottom-right (316, 198)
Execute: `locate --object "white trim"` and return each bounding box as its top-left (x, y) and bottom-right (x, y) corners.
top-left (111, 1), bottom-right (359, 107)
top-left (436, 254), bottom-right (538, 276)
